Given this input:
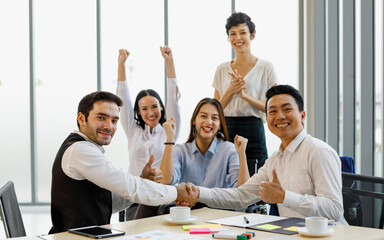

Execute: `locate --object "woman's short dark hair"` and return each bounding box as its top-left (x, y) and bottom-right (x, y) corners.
top-left (187, 98), bottom-right (229, 143)
top-left (77, 91), bottom-right (123, 128)
top-left (265, 85), bottom-right (304, 113)
top-left (134, 89), bottom-right (166, 129)
top-left (225, 12), bottom-right (256, 36)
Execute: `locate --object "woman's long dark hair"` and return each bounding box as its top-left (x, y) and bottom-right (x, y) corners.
top-left (186, 98), bottom-right (229, 143)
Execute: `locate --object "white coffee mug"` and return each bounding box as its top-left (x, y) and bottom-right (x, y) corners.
top-left (305, 216), bottom-right (336, 234)
top-left (170, 206), bottom-right (190, 220)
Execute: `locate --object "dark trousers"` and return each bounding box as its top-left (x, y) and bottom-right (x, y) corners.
top-left (119, 203), bottom-right (139, 222)
top-left (225, 116), bottom-right (268, 176)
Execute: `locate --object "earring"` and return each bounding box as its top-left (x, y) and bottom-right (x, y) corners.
top-left (216, 130), bottom-right (224, 139)
top-left (193, 126), bottom-right (197, 139)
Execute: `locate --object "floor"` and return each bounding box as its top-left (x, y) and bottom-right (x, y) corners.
top-left (0, 206), bottom-right (119, 238)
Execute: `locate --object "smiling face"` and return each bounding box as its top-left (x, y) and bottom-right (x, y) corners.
top-left (266, 94), bottom-right (306, 149)
top-left (138, 95), bottom-right (163, 130)
top-left (78, 100), bottom-right (119, 146)
top-left (228, 23), bottom-right (255, 53)
top-left (194, 103), bottom-right (220, 143)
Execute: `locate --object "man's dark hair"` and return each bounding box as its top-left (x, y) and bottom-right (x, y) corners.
top-left (265, 85), bottom-right (304, 113)
top-left (77, 91), bottom-right (123, 128)
top-left (134, 89), bottom-right (166, 129)
top-left (225, 12), bottom-right (256, 36)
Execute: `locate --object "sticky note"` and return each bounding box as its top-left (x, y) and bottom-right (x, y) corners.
top-left (183, 224), bottom-right (222, 231)
top-left (183, 225), bottom-right (201, 231)
top-left (189, 228), bottom-right (210, 234)
top-left (256, 224), bottom-right (282, 230)
top-left (283, 226), bottom-right (300, 231)
top-left (202, 224), bottom-right (222, 228)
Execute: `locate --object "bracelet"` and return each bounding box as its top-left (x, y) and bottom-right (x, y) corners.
top-left (164, 142), bottom-right (175, 145)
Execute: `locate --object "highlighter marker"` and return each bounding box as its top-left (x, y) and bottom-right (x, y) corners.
top-left (242, 233), bottom-right (252, 239)
top-left (212, 233), bottom-right (247, 239)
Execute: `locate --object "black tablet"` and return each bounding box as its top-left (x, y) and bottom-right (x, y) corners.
top-left (68, 226), bottom-right (125, 239)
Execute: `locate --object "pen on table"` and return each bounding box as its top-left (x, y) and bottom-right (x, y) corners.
top-left (243, 216), bottom-right (250, 224)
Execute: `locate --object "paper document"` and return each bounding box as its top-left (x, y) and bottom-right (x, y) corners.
top-left (110, 230), bottom-right (211, 240)
top-left (207, 213), bottom-right (286, 228)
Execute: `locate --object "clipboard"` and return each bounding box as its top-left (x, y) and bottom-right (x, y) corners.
top-left (247, 217), bottom-right (305, 235)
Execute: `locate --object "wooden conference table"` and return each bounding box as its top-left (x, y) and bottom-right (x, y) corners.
top-left (33, 208), bottom-right (384, 240)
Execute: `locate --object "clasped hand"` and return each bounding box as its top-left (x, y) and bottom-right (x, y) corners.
top-left (163, 118), bottom-right (176, 140)
top-left (175, 182), bottom-right (199, 207)
top-left (228, 69), bottom-right (246, 96)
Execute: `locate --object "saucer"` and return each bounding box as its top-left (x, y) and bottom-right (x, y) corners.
top-left (164, 216), bottom-right (198, 224)
top-left (297, 227), bottom-right (335, 237)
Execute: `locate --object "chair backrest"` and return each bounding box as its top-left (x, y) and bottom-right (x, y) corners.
top-left (342, 172), bottom-right (384, 229)
top-left (0, 181), bottom-right (26, 238)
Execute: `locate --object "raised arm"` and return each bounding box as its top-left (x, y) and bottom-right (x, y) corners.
top-left (160, 118), bottom-right (176, 184)
top-left (118, 49), bottom-right (129, 81)
top-left (234, 135), bottom-right (250, 186)
top-left (160, 46), bottom-right (176, 78)
top-left (116, 49), bottom-right (137, 137)
top-left (161, 46), bottom-right (181, 141)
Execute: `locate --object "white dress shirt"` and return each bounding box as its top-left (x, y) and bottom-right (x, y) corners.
top-left (199, 130), bottom-right (348, 224)
top-left (116, 78), bottom-right (181, 176)
top-left (62, 131), bottom-right (177, 212)
top-left (212, 59), bottom-right (278, 121)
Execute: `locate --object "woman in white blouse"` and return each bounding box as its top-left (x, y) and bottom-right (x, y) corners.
top-left (116, 46), bottom-right (181, 219)
top-left (213, 12), bottom-right (278, 176)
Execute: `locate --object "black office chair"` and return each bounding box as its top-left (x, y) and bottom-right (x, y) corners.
top-left (342, 172), bottom-right (384, 229)
top-left (0, 181), bottom-right (26, 238)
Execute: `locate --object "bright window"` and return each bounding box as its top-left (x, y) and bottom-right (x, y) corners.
top-left (0, 0), bottom-right (31, 202)
top-left (100, 0), bottom-right (164, 169)
top-left (34, 0), bottom-right (97, 202)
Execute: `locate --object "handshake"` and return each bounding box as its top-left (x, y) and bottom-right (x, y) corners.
top-left (175, 182), bottom-right (200, 207)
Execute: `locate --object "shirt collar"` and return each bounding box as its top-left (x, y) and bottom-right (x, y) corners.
top-left (279, 129), bottom-right (307, 154)
top-left (191, 137), bottom-right (219, 155)
top-left (144, 123), bottom-right (162, 135)
top-left (74, 130), bottom-right (105, 153)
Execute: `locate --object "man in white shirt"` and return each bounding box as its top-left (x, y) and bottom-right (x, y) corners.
top-left (182, 85), bottom-right (347, 224)
top-left (50, 91), bottom-right (195, 233)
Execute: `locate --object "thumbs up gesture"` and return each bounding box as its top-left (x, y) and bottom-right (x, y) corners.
top-left (140, 154), bottom-right (163, 183)
top-left (259, 169), bottom-right (285, 204)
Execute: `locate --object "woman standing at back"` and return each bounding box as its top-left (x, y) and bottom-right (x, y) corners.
top-left (213, 12), bottom-right (278, 176)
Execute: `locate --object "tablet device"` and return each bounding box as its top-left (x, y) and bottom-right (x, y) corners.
top-left (68, 226), bottom-right (125, 239)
